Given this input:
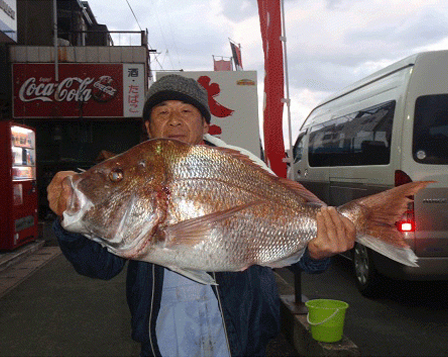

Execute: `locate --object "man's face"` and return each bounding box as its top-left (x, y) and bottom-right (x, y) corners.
top-left (145, 100), bottom-right (210, 145)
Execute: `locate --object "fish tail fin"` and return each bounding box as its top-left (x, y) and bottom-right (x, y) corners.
top-left (338, 181), bottom-right (434, 267)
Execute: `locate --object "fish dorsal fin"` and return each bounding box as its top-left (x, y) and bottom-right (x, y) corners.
top-left (213, 146), bottom-right (258, 161)
top-left (163, 200), bottom-right (264, 247)
top-left (213, 146), bottom-right (325, 205)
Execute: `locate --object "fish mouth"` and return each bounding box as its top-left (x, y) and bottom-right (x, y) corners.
top-left (61, 177), bottom-right (148, 253)
top-left (61, 175), bottom-right (94, 235)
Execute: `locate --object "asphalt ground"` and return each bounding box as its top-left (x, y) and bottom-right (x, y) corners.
top-left (0, 238), bottom-right (299, 357)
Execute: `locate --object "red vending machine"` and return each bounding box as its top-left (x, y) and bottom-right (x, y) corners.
top-left (0, 121), bottom-right (38, 250)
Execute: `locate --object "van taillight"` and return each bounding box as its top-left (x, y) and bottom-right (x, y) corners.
top-left (396, 203), bottom-right (416, 232)
top-left (397, 219), bottom-right (415, 232)
top-left (394, 171), bottom-right (416, 232)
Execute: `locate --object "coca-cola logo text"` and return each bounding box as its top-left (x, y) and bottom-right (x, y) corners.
top-left (92, 76), bottom-right (118, 102)
top-left (18, 76), bottom-right (118, 103)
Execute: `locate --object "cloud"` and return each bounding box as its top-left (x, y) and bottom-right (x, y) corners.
top-left (88, 0), bottom-right (448, 146)
top-left (278, 0), bottom-right (448, 139)
top-left (218, 0), bottom-right (258, 22)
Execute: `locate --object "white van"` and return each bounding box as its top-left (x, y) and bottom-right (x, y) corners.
top-left (291, 50), bottom-right (448, 296)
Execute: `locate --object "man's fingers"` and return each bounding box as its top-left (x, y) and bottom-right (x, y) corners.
top-left (47, 171), bottom-right (75, 193)
top-left (324, 206), bottom-right (356, 250)
top-left (320, 206), bottom-right (341, 242)
top-left (47, 171), bottom-right (76, 216)
top-left (308, 206), bottom-right (357, 260)
top-left (316, 208), bottom-right (326, 235)
top-left (341, 214), bottom-right (356, 249)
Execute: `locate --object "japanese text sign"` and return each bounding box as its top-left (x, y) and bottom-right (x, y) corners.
top-left (13, 63), bottom-right (145, 119)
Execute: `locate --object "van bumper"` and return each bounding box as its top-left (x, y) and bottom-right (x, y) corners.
top-left (373, 253), bottom-right (448, 280)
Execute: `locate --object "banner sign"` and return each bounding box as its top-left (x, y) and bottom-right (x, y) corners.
top-left (157, 71), bottom-right (260, 158)
top-left (12, 63), bottom-right (145, 119)
top-left (258, 0), bottom-right (287, 177)
top-left (213, 58), bottom-right (232, 71)
top-left (229, 41), bottom-right (243, 70)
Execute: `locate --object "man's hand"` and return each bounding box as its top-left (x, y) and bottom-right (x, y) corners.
top-left (308, 206), bottom-right (356, 260)
top-left (47, 171), bottom-right (76, 217)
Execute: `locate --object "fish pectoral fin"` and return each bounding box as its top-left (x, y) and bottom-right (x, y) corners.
top-left (168, 267), bottom-right (217, 285)
top-left (164, 201), bottom-right (264, 247)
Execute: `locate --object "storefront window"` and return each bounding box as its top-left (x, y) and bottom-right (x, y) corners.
top-left (23, 120), bottom-right (143, 219)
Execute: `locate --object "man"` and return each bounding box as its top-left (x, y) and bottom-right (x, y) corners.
top-left (48, 74), bottom-right (355, 356)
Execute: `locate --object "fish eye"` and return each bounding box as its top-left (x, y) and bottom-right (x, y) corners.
top-left (109, 168), bottom-right (124, 182)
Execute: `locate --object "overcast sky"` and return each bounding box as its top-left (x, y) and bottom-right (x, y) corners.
top-left (87, 0), bottom-right (448, 146)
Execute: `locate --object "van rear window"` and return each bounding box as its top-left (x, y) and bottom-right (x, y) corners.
top-left (413, 95), bottom-right (448, 165)
top-left (308, 101), bottom-right (395, 167)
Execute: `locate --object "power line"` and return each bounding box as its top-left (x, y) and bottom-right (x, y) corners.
top-left (123, 0), bottom-right (164, 70)
top-left (125, 0), bottom-right (142, 31)
top-left (152, 1), bottom-right (174, 70)
top-left (160, 0), bottom-right (181, 69)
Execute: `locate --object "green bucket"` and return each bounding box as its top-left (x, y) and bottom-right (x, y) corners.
top-left (305, 299), bottom-right (349, 343)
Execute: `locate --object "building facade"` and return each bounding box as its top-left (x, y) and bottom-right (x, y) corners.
top-left (1, 0), bottom-right (150, 219)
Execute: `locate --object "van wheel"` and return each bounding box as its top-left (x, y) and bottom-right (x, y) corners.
top-left (353, 243), bottom-right (382, 297)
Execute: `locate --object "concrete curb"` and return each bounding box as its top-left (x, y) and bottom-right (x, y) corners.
top-left (0, 239), bottom-right (45, 273)
top-left (274, 272), bottom-right (361, 357)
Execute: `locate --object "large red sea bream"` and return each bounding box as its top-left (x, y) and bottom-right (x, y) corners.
top-left (61, 139), bottom-right (431, 284)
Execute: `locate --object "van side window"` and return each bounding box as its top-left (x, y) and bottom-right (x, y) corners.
top-left (413, 95), bottom-right (448, 164)
top-left (308, 101), bottom-right (395, 167)
top-left (293, 132), bottom-right (306, 163)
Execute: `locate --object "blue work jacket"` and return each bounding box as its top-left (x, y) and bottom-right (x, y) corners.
top-left (54, 218), bottom-right (330, 356)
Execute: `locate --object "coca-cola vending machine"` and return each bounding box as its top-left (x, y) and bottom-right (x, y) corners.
top-left (0, 121), bottom-right (38, 250)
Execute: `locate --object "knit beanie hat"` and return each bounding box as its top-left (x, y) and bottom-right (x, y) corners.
top-left (143, 74), bottom-right (211, 123)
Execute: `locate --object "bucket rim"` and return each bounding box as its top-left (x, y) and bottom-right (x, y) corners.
top-left (305, 298), bottom-right (349, 310)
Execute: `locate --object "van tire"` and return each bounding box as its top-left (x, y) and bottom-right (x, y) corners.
top-left (353, 243), bottom-right (382, 297)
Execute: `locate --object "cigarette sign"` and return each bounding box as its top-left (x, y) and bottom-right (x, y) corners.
top-left (12, 63), bottom-right (145, 119)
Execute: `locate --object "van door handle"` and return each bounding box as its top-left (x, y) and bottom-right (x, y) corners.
top-left (297, 169), bottom-right (301, 176)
